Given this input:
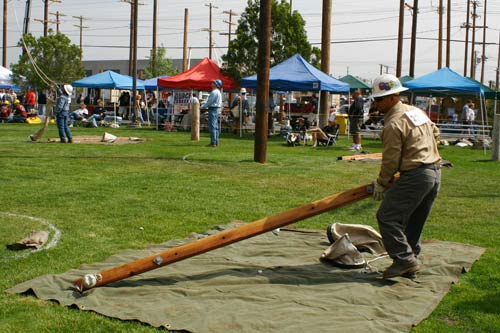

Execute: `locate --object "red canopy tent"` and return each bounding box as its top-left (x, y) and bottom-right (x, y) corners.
top-left (158, 57), bottom-right (238, 91)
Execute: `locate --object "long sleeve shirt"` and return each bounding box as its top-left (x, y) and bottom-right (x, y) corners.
top-left (55, 95), bottom-right (71, 114)
top-left (202, 88), bottom-right (222, 109)
top-left (377, 102), bottom-right (441, 188)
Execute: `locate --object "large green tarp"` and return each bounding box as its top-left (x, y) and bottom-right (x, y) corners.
top-left (7, 223), bottom-right (484, 333)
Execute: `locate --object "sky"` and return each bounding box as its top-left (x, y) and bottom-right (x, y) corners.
top-left (4, 0), bottom-right (500, 85)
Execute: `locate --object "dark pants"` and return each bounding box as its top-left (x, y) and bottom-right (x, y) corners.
top-left (377, 164), bottom-right (441, 261)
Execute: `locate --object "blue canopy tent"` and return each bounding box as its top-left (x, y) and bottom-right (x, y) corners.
top-left (403, 67), bottom-right (483, 96)
top-left (144, 75), bottom-right (170, 90)
top-left (72, 71), bottom-right (146, 125)
top-left (72, 70), bottom-right (145, 90)
top-left (404, 67), bottom-right (488, 137)
top-left (240, 54), bottom-right (349, 93)
top-left (241, 54), bottom-right (349, 131)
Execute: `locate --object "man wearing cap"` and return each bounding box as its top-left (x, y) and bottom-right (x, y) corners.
top-left (54, 85), bottom-right (73, 143)
top-left (371, 74), bottom-right (441, 279)
top-left (202, 79), bottom-right (223, 147)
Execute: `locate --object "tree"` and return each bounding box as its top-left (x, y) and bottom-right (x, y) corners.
top-left (143, 46), bottom-right (180, 79)
top-left (222, 0), bottom-right (321, 80)
top-left (11, 32), bottom-right (85, 91)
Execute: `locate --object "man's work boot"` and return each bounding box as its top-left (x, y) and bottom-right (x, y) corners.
top-left (383, 259), bottom-right (420, 279)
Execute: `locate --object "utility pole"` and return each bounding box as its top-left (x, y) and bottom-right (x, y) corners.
top-left (221, 10), bottom-right (238, 50)
top-left (480, 0), bottom-right (487, 83)
top-left (396, 0), bottom-right (405, 77)
top-left (470, 0), bottom-right (478, 78)
top-left (182, 8), bottom-right (189, 72)
top-left (204, 3), bottom-right (218, 59)
top-left (497, 32), bottom-right (500, 90)
top-left (121, 0), bottom-right (143, 76)
top-left (40, 0), bottom-right (60, 37)
top-left (408, 0), bottom-right (418, 78)
top-left (463, 0), bottom-right (471, 76)
top-left (3, 0), bottom-right (7, 67)
top-left (23, 0), bottom-right (31, 35)
top-left (254, 0), bottom-right (271, 164)
top-left (129, 3), bottom-right (134, 76)
top-left (34, 16), bottom-right (57, 36)
top-left (319, 0), bottom-right (331, 128)
top-left (446, 0), bottom-right (451, 67)
top-left (437, 0), bottom-right (443, 69)
top-left (152, 0), bottom-right (157, 75)
top-left (132, 0), bottom-right (139, 125)
top-left (49, 11), bottom-right (65, 33)
top-left (44, 0), bottom-right (48, 36)
top-left (72, 15), bottom-right (88, 54)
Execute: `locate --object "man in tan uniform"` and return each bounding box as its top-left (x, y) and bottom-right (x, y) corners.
top-left (371, 74), bottom-right (441, 279)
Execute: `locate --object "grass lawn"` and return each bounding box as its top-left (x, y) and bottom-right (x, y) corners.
top-left (0, 123), bottom-right (499, 332)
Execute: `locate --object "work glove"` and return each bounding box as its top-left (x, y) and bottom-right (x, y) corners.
top-left (372, 180), bottom-right (386, 201)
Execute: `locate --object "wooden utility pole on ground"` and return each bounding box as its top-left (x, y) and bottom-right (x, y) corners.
top-left (254, 0), bottom-right (271, 164)
top-left (409, 0), bottom-right (418, 78)
top-left (73, 182), bottom-right (375, 292)
top-left (437, 0), bottom-right (443, 69)
top-left (446, 0), bottom-right (451, 67)
top-left (396, 0), bottom-right (405, 77)
top-left (480, 0), bottom-right (487, 83)
top-left (319, 0), bottom-right (331, 128)
top-left (3, 0), bottom-right (7, 67)
top-left (182, 8), bottom-right (188, 72)
top-left (463, 0), bottom-right (471, 76)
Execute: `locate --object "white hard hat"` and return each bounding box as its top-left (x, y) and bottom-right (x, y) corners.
top-left (371, 74), bottom-right (408, 98)
top-left (63, 84), bottom-right (73, 95)
top-left (240, 88), bottom-right (247, 94)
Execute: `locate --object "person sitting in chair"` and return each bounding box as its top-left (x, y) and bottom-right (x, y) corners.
top-left (87, 99), bottom-right (106, 127)
top-left (69, 103), bottom-right (89, 127)
top-left (307, 119), bottom-right (340, 147)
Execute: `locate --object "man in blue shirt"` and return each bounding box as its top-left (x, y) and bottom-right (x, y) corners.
top-left (202, 79), bottom-right (223, 147)
top-left (54, 85), bottom-right (73, 143)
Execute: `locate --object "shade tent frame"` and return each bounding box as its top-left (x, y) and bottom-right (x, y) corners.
top-left (241, 54), bottom-right (349, 127)
top-left (72, 70), bottom-right (147, 125)
top-left (403, 67), bottom-right (490, 153)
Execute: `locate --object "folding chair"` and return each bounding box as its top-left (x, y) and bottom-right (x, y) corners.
top-left (318, 124), bottom-right (339, 147)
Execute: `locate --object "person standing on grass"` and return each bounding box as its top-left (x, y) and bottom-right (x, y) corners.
top-left (202, 79), bottom-right (223, 147)
top-left (54, 85), bottom-right (73, 143)
top-left (348, 88), bottom-right (364, 151)
top-left (37, 90), bottom-right (47, 117)
top-left (370, 74), bottom-right (441, 279)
